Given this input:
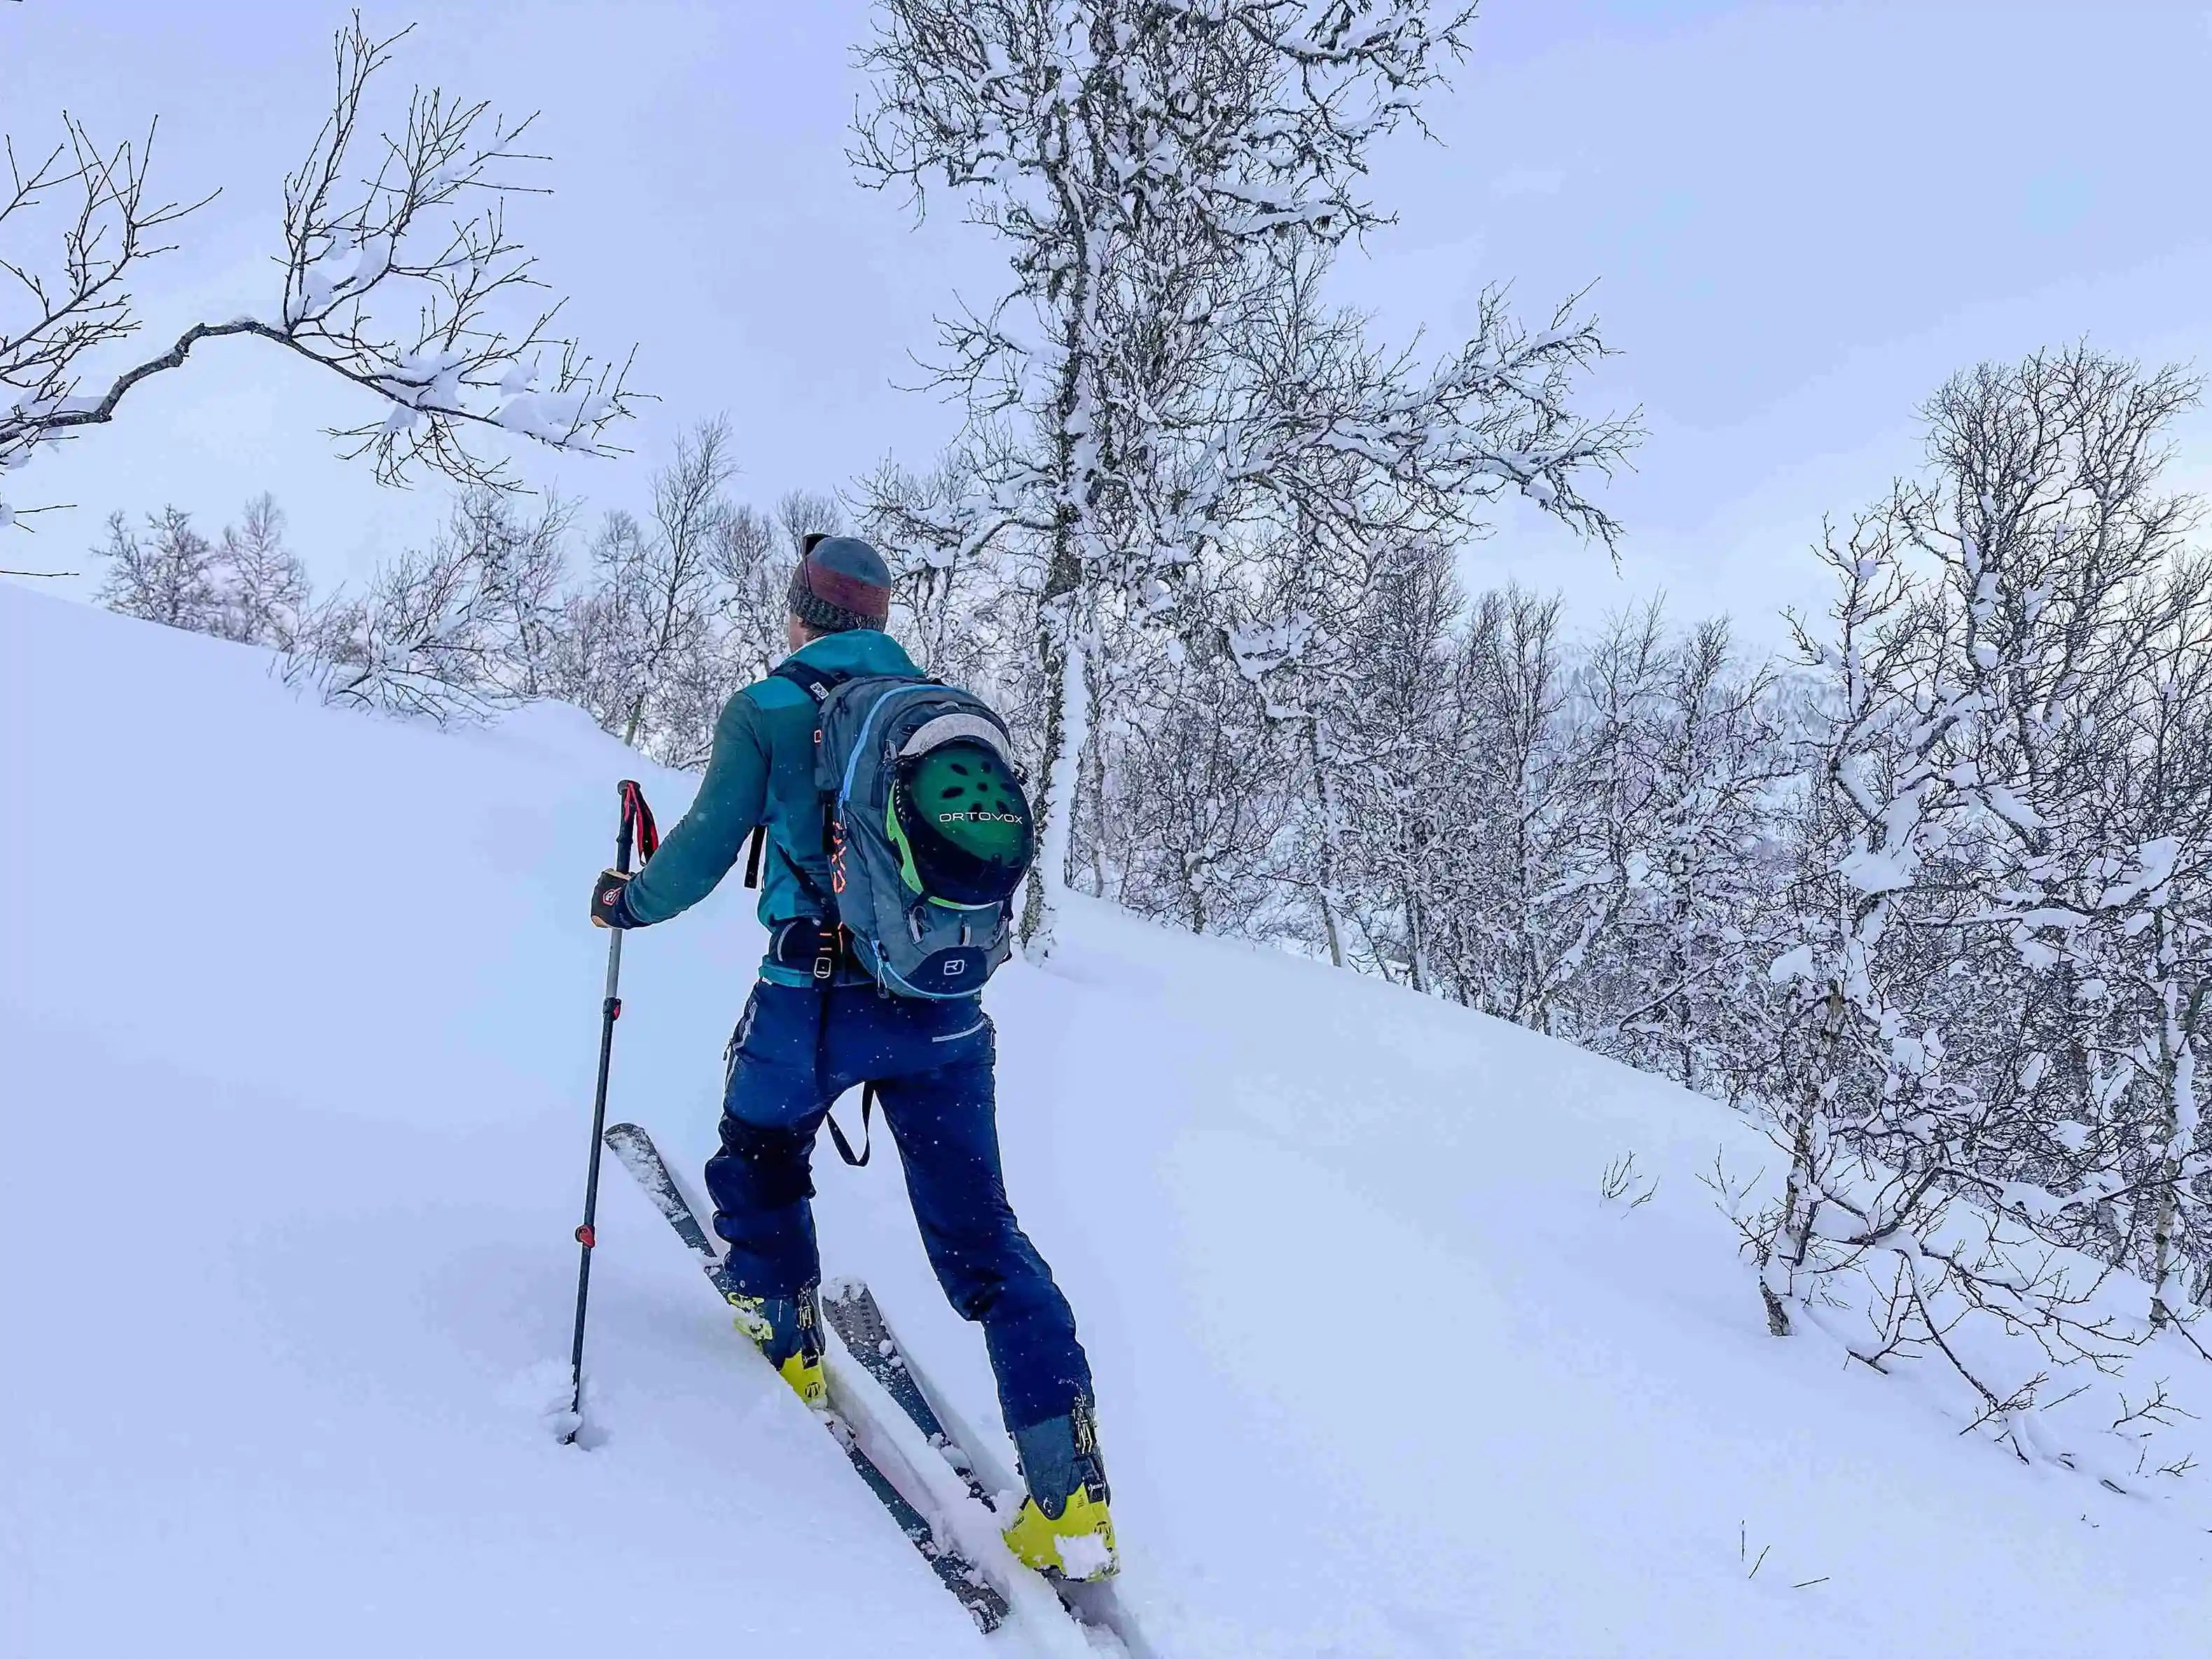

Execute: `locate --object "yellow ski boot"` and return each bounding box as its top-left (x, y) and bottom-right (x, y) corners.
top-left (1004, 1403), bottom-right (1118, 1581)
top-left (728, 1286), bottom-right (828, 1410)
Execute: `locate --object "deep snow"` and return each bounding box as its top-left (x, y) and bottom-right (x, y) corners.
top-left (4, 579), bottom-right (2210, 1658)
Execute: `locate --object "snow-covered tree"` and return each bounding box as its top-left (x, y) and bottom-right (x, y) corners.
top-left (1495, 599), bottom-right (1675, 1033)
top-left (1216, 248), bottom-right (1630, 968)
top-left (1321, 536), bottom-right (1470, 990)
top-left (213, 494), bottom-right (314, 651)
top-left (1107, 618), bottom-right (1294, 934)
top-left (1594, 619), bottom-right (1795, 1099)
top-left (1733, 349), bottom-right (2212, 1448)
top-left (99, 494), bottom-right (314, 649)
top-left (1758, 511), bottom-right (1975, 1341)
top-left (1437, 584), bottom-right (1594, 1018)
top-left (854, 0), bottom-right (1627, 953)
top-left (553, 421), bottom-right (739, 763)
top-left (1, 15), bottom-right (636, 534)
top-left (295, 518), bottom-right (521, 726)
top-left (711, 504), bottom-right (796, 690)
top-left (1895, 349), bottom-right (2212, 1331)
top-left (94, 506), bottom-right (223, 632)
top-left (862, 454), bottom-right (1031, 694)
top-left (444, 487), bottom-right (575, 699)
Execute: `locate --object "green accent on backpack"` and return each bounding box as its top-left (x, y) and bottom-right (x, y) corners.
top-left (809, 677), bottom-right (1035, 998)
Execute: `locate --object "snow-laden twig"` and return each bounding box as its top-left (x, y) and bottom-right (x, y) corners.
top-left (0, 12), bottom-right (637, 522)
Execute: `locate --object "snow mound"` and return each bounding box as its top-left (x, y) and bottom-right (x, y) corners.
top-left (4, 580), bottom-right (2208, 1658)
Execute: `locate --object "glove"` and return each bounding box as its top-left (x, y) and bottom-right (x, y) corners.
top-left (589, 868), bottom-right (640, 929)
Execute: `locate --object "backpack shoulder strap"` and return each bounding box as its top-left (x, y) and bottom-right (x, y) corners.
top-left (741, 658), bottom-right (852, 895)
top-left (769, 658), bottom-right (848, 705)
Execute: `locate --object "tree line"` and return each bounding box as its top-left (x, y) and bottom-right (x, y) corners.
top-left (95, 419), bottom-right (833, 749)
top-left (97, 345), bottom-right (2212, 1396)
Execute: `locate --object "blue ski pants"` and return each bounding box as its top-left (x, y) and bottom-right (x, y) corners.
top-left (704, 980), bottom-right (1093, 1433)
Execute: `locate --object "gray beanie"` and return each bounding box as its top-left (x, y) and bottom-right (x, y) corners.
top-left (788, 534), bottom-right (893, 633)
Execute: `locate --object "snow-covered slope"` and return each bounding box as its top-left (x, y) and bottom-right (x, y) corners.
top-left (5, 580), bottom-right (2209, 1658)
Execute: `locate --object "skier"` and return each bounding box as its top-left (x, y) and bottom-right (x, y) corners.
top-left (588, 534), bottom-right (1116, 1581)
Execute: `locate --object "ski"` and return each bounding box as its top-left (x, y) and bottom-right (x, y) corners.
top-left (822, 1278), bottom-right (993, 1504)
top-left (821, 1279), bottom-right (1145, 1653)
top-left (601, 1123), bottom-right (1010, 1634)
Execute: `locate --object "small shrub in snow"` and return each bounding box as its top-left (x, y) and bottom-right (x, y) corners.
top-left (95, 497), bottom-right (312, 651)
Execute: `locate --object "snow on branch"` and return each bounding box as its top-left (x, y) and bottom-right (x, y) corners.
top-left (0, 13), bottom-right (637, 526)
top-left (853, 2), bottom-right (1628, 956)
top-left (0, 114), bottom-right (210, 531)
top-left (858, 1), bottom-right (1478, 249)
top-left (1220, 281), bottom-right (1634, 560)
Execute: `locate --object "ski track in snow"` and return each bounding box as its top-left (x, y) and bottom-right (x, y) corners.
top-left (4, 579), bottom-right (2211, 1658)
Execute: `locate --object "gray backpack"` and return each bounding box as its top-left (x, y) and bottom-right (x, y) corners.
top-left (769, 660), bottom-right (1032, 998)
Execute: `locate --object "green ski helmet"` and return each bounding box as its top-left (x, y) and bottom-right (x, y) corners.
top-left (889, 737), bottom-right (1035, 906)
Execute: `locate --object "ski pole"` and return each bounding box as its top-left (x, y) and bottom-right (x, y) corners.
top-left (564, 779), bottom-right (658, 1444)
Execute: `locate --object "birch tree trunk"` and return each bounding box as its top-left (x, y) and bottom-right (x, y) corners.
top-left (1023, 620), bottom-right (1091, 955)
top-left (2145, 919), bottom-right (2202, 1328)
top-left (1305, 717), bottom-right (1346, 968)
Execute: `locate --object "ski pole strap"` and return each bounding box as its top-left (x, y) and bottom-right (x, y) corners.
top-left (616, 780), bottom-right (661, 873)
top-left (826, 1081), bottom-right (876, 1168)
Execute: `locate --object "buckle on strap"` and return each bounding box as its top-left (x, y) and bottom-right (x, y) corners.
top-left (773, 918), bottom-right (852, 981)
top-left (771, 919), bottom-right (842, 980)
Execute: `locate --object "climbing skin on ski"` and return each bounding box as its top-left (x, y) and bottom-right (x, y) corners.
top-left (818, 1277), bottom-right (1147, 1659)
top-left (820, 1279), bottom-right (1119, 1581)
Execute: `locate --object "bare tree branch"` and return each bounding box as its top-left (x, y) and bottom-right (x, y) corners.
top-left (1, 11), bottom-right (640, 527)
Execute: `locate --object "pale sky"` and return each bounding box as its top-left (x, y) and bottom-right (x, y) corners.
top-left (6, 1), bottom-right (2211, 646)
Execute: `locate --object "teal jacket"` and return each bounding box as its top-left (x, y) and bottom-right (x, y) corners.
top-left (623, 630), bottom-right (923, 985)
